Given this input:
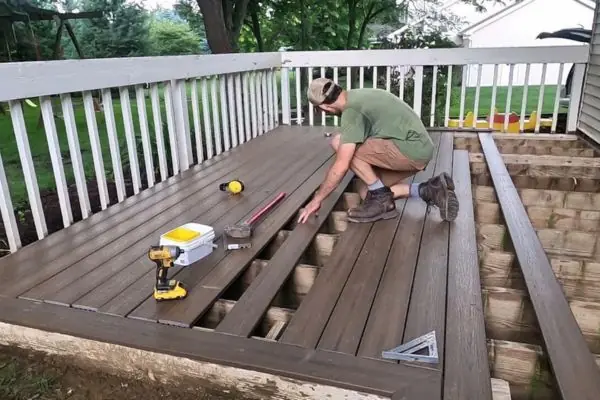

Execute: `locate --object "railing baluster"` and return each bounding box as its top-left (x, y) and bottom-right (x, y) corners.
top-left (359, 67), bottom-right (364, 88)
top-left (444, 65), bottom-right (452, 127)
top-left (220, 75), bottom-right (231, 150)
top-left (149, 84), bottom-right (168, 180)
top-left (490, 64), bottom-right (499, 129)
top-left (459, 65), bottom-right (467, 128)
top-left (243, 72), bottom-right (251, 141)
top-left (535, 63), bottom-right (547, 133)
top-left (60, 93), bottom-right (91, 218)
top-left (119, 87), bottom-right (142, 194)
top-left (413, 66), bottom-right (423, 119)
top-left (226, 74), bottom-right (238, 148)
top-left (262, 70), bottom-right (269, 133)
top-left (320, 66), bottom-right (326, 126)
top-left (551, 63), bottom-right (565, 133)
top-left (83, 91), bottom-right (110, 208)
top-left (346, 67), bottom-right (351, 90)
top-left (0, 149), bottom-right (20, 252)
top-left (567, 63), bottom-right (586, 133)
top-left (135, 85), bottom-right (155, 187)
top-left (430, 65), bottom-right (438, 127)
top-left (295, 67), bottom-right (302, 125)
top-left (101, 88), bottom-right (127, 201)
top-left (373, 66), bottom-right (378, 88)
top-left (272, 68), bottom-right (279, 127)
top-left (473, 64), bottom-right (482, 128)
top-left (190, 79), bottom-right (204, 163)
top-left (173, 79), bottom-right (192, 168)
top-left (519, 64), bottom-right (531, 131)
top-left (503, 64), bottom-right (515, 132)
top-left (333, 67), bottom-right (339, 126)
top-left (267, 68), bottom-right (275, 130)
top-left (308, 68), bottom-right (314, 126)
top-left (250, 71), bottom-right (258, 138)
top-left (40, 96), bottom-right (73, 228)
top-left (385, 66), bottom-right (391, 92)
top-left (210, 76), bottom-right (222, 155)
top-left (280, 67), bottom-right (290, 125)
top-left (399, 68), bottom-right (404, 100)
top-left (9, 100), bottom-right (47, 238)
top-left (235, 73), bottom-right (245, 144)
top-left (201, 78), bottom-right (214, 159)
top-left (256, 71), bottom-right (264, 135)
top-left (162, 84), bottom-right (181, 175)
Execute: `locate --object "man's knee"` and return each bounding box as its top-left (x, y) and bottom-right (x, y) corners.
top-left (329, 133), bottom-right (341, 151)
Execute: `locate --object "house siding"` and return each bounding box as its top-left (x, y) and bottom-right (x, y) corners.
top-left (579, 3), bottom-right (600, 143)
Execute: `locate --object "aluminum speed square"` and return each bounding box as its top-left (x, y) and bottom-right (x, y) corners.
top-left (381, 330), bottom-right (439, 364)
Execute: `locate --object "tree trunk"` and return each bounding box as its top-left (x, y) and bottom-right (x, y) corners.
top-left (249, 2), bottom-right (263, 51)
top-left (346, 0), bottom-right (357, 49)
top-left (197, 0), bottom-right (235, 53)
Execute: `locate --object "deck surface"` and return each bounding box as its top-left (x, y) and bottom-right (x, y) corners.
top-left (1, 125), bottom-right (578, 399)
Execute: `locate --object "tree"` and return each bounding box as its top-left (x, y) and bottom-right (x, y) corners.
top-left (148, 19), bottom-right (202, 56)
top-left (195, 0), bottom-right (250, 53)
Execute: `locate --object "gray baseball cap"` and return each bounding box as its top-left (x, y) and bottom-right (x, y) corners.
top-left (307, 77), bottom-right (337, 106)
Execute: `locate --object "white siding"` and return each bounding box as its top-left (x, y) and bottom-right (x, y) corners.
top-left (578, 1), bottom-right (600, 143)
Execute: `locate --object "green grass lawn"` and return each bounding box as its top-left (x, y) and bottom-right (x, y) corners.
top-left (0, 72), bottom-right (564, 210)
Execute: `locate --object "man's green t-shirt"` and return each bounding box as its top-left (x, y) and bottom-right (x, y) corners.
top-left (339, 88), bottom-right (434, 162)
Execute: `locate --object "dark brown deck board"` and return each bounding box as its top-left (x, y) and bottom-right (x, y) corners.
top-left (278, 222), bottom-right (373, 348)
top-left (316, 177), bottom-right (414, 355)
top-left (478, 132), bottom-right (600, 400)
top-left (443, 149), bottom-right (493, 400)
top-left (31, 135), bottom-right (323, 307)
top-left (0, 129), bottom-right (291, 287)
top-left (357, 134), bottom-right (442, 359)
top-left (0, 296), bottom-right (442, 398)
top-left (214, 172), bottom-right (354, 337)
top-left (4, 131), bottom-right (296, 299)
top-left (128, 152), bottom-right (334, 325)
top-left (77, 143), bottom-right (332, 313)
top-left (402, 133), bottom-right (453, 375)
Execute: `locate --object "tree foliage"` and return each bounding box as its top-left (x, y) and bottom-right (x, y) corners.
top-left (148, 18), bottom-right (202, 56)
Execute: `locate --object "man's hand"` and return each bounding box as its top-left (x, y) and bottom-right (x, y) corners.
top-left (298, 197), bottom-right (322, 224)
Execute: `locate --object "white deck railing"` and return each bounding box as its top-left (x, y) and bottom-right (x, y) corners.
top-left (0, 45), bottom-right (589, 253)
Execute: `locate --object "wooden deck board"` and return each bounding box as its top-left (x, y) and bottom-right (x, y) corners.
top-left (402, 133), bottom-right (453, 376)
top-left (3, 130), bottom-right (297, 299)
top-left (478, 132), bottom-right (600, 400)
top-left (21, 134), bottom-right (311, 306)
top-left (128, 152), bottom-right (334, 325)
top-left (357, 134), bottom-right (442, 359)
top-left (443, 149), bottom-right (493, 400)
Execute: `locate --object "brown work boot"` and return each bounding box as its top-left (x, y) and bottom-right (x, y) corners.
top-left (418, 172), bottom-right (459, 221)
top-left (347, 186), bottom-right (399, 223)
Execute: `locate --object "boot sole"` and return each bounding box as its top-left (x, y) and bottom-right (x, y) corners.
top-left (439, 172), bottom-right (459, 222)
top-left (347, 209), bottom-right (399, 223)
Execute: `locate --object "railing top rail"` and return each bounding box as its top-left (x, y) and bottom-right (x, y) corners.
top-left (281, 45), bottom-right (590, 67)
top-left (0, 52), bottom-right (282, 102)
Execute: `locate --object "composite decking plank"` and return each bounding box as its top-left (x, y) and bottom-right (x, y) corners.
top-left (0, 128), bottom-right (292, 279)
top-left (35, 135), bottom-right (320, 307)
top-left (402, 133), bottom-right (453, 375)
top-left (214, 172), bottom-right (354, 337)
top-left (443, 150), bottom-right (493, 400)
top-left (478, 132), bottom-right (600, 400)
top-left (357, 134), bottom-right (442, 359)
top-left (316, 177), bottom-right (414, 355)
top-left (278, 223), bottom-right (373, 348)
top-left (78, 143), bottom-right (333, 314)
top-left (128, 151), bottom-right (334, 324)
top-left (0, 297), bottom-right (440, 398)
top-left (4, 131), bottom-right (297, 299)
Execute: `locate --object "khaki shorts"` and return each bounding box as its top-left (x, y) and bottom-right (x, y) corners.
top-left (354, 137), bottom-right (427, 187)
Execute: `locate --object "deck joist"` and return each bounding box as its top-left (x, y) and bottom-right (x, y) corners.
top-left (1, 126), bottom-right (600, 399)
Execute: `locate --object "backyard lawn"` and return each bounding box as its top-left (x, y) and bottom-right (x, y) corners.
top-left (0, 78), bottom-right (562, 209)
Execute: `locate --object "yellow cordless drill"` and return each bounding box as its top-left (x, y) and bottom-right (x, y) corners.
top-left (148, 245), bottom-right (187, 301)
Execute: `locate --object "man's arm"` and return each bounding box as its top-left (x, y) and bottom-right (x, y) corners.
top-left (313, 142), bottom-right (356, 202)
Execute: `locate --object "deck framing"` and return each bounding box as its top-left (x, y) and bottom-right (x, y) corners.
top-left (1, 126), bottom-right (599, 399)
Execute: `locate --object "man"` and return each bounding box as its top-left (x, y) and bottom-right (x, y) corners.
top-left (297, 77), bottom-right (459, 224)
